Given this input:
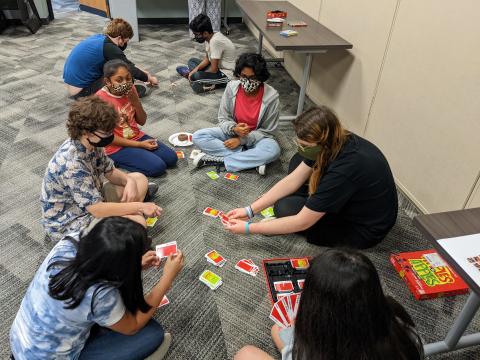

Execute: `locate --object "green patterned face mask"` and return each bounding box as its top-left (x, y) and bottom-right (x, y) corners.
top-left (297, 145), bottom-right (323, 160)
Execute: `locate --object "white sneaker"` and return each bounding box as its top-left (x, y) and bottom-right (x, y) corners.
top-left (144, 332), bottom-right (172, 360)
top-left (257, 164), bottom-right (266, 176)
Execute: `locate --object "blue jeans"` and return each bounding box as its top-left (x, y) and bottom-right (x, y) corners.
top-left (109, 135), bottom-right (178, 177)
top-left (192, 127), bottom-right (281, 172)
top-left (79, 319), bottom-right (164, 360)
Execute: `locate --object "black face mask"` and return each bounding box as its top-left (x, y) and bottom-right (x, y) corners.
top-left (194, 35), bottom-right (206, 43)
top-left (119, 43), bottom-right (128, 51)
top-left (87, 132), bottom-right (114, 147)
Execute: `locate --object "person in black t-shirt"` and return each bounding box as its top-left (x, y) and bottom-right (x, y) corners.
top-left (225, 106), bottom-right (398, 249)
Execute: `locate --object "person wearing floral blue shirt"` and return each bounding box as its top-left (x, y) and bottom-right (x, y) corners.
top-left (41, 97), bottom-right (162, 242)
top-left (10, 217), bottom-right (184, 359)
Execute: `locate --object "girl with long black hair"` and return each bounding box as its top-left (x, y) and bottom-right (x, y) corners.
top-left (10, 217), bottom-right (184, 360)
top-left (235, 249), bottom-right (423, 360)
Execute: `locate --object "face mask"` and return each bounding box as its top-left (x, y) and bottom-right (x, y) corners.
top-left (109, 81), bottom-right (133, 96)
top-left (297, 145), bottom-right (323, 161)
top-left (194, 35), bottom-right (205, 43)
top-left (240, 77), bottom-right (261, 93)
top-left (118, 41), bottom-right (128, 51)
top-left (88, 132), bottom-right (114, 147)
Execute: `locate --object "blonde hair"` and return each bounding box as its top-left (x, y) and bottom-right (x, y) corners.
top-left (293, 106), bottom-right (350, 195)
top-left (104, 18), bottom-right (133, 39)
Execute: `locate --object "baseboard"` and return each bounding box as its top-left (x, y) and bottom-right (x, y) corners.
top-left (395, 178), bottom-right (428, 214)
top-left (138, 17), bottom-right (243, 25)
top-left (79, 4), bottom-right (108, 18)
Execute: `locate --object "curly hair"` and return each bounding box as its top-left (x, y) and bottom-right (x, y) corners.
top-left (67, 97), bottom-right (118, 140)
top-left (189, 13), bottom-right (213, 33)
top-left (104, 18), bottom-right (133, 39)
top-left (233, 53), bottom-right (270, 83)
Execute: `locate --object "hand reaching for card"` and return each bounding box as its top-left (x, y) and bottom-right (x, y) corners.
top-left (140, 203), bottom-right (163, 218)
top-left (162, 251), bottom-right (184, 284)
top-left (224, 218), bottom-right (248, 234)
top-left (226, 208), bottom-right (249, 220)
top-left (142, 250), bottom-right (161, 270)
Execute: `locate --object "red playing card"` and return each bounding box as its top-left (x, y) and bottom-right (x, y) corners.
top-left (274, 280), bottom-right (294, 293)
top-left (219, 212), bottom-right (230, 223)
top-left (290, 258), bottom-right (310, 269)
top-left (275, 298), bottom-right (291, 327)
top-left (297, 279), bottom-right (305, 290)
top-left (158, 295), bottom-right (170, 308)
top-left (156, 241), bottom-right (178, 258)
top-left (236, 259), bottom-right (255, 273)
top-left (270, 304), bottom-right (289, 328)
top-left (290, 293), bottom-right (301, 319)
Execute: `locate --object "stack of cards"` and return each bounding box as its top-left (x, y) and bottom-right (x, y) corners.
top-left (290, 258), bottom-right (310, 270)
top-left (205, 250), bottom-right (226, 267)
top-left (156, 241), bottom-right (178, 259)
top-left (235, 259), bottom-right (259, 276)
top-left (269, 293), bottom-right (301, 328)
top-left (199, 270), bottom-right (223, 290)
top-left (274, 280), bottom-right (295, 293)
top-left (260, 207), bottom-right (275, 218)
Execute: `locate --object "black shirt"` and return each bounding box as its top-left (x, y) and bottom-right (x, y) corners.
top-left (304, 134), bottom-right (398, 244)
top-left (103, 38), bottom-right (148, 82)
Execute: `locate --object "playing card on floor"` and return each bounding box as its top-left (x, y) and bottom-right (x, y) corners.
top-left (206, 171), bottom-right (220, 180)
top-left (235, 259), bottom-right (259, 276)
top-left (176, 151), bottom-right (185, 159)
top-left (203, 207), bottom-right (220, 218)
top-left (156, 241), bottom-right (178, 258)
top-left (205, 250), bottom-right (226, 267)
top-left (199, 270), bottom-right (223, 290)
top-left (224, 173), bottom-right (239, 181)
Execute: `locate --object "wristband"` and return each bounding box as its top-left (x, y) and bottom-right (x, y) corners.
top-left (244, 206), bottom-right (254, 219)
top-left (245, 221), bottom-right (250, 235)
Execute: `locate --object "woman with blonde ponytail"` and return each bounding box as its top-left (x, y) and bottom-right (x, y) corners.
top-left (225, 106), bottom-right (398, 249)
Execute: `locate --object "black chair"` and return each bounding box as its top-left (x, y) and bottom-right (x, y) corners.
top-left (0, 0), bottom-right (42, 34)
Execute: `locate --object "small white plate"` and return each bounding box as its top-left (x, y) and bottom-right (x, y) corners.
top-left (169, 132), bottom-right (194, 147)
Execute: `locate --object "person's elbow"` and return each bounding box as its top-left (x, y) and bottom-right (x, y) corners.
top-left (295, 210), bottom-right (324, 231)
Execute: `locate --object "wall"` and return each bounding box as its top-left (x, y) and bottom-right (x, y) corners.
top-left (245, 0), bottom-right (480, 214)
top-left (136, 0), bottom-right (242, 18)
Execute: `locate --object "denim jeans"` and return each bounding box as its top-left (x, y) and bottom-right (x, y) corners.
top-left (192, 127), bottom-right (280, 172)
top-left (79, 319), bottom-right (164, 360)
top-left (109, 135), bottom-right (178, 177)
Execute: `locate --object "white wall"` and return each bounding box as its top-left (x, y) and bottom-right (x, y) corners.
top-left (246, 0), bottom-right (480, 213)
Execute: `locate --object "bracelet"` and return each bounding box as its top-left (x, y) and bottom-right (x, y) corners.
top-left (244, 206), bottom-right (254, 219)
top-left (245, 221), bottom-right (250, 235)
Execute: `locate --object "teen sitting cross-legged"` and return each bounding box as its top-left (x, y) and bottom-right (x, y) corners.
top-left (192, 53), bottom-right (281, 175)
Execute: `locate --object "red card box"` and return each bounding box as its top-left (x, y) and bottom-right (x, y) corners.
top-left (390, 249), bottom-right (469, 300)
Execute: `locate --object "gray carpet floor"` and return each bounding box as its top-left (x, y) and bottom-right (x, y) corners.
top-left (0, 9), bottom-right (479, 360)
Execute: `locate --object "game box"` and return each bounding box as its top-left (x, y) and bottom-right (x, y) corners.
top-left (262, 257), bottom-right (309, 304)
top-left (390, 249), bottom-right (469, 300)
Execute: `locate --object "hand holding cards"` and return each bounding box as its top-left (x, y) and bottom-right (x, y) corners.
top-left (156, 241), bottom-right (178, 258)
top-left (269, 293), bottom-right (301, 328)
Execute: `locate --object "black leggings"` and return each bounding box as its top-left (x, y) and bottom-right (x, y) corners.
top-left (273, 154), bottom-right (377, 249)
top-left (70, 77), bottom-right (104, 100)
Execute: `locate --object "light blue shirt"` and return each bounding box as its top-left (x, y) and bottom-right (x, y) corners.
top-left (10, 235), bottom-right (125, 359)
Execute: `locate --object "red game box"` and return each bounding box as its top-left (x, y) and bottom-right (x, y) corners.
top-left (390, 249), bottom-right (469, 300)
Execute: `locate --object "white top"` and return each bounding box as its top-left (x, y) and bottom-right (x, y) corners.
top-left (206, 32), bottom-right (236, 77)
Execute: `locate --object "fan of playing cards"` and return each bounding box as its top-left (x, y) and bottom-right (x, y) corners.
top-left (269, 292), bottom-right (301, 329)
top-left (236, 259), bottom-right (259, 276)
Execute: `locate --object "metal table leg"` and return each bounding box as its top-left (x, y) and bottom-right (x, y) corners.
top-left (258, 33), bottom-right (264, 55)
top-left (424, 292), bottom-right (480, 356)
top-left (279, 52), bottom-right (313, 122)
